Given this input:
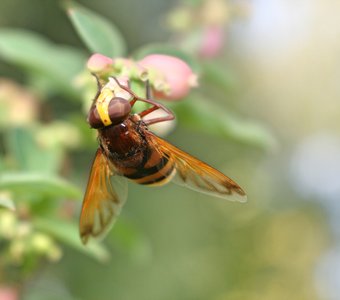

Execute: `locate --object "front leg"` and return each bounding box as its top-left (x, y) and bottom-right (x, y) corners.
top-left (110, 77), bottom-right (175, 126)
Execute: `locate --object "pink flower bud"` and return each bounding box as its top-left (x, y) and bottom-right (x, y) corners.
top-left (0, 287), bottom-right (18, 300)
top-left (87, 53), bottom-right (113, 73)
top-left (138, 54), bottom-right (198, 101)
top-left (199, 26), bottom-right (224, 58)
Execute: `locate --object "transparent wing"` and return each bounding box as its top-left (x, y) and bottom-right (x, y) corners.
top-left (80, 148), bottom-right (128, 244)
top-left (146, 131), bottom-right (247, 202)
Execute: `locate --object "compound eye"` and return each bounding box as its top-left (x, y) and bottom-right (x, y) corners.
top-left (87, 105), bottom-right (103, 129)
top-left (87, 96), bottom-right (131, 129)
top-left (108, 97), bottom-right (131, 125)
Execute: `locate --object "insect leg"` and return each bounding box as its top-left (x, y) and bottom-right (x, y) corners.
top-left (91, 73), bottom-right (102, 102)
top-left (135, 96), bottom-right (175, 125)
top-left (145, 79), bottom-right (153, 99)
top-left (138, 104), bottom-right (175, 125)
top-left (110, 77), bottom-right (175, 125)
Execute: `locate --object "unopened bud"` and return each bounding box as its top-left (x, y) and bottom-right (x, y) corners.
top-left (87, 53), bottom-right (114, 73)
top-left (138, 54), bottom-right (198, 101)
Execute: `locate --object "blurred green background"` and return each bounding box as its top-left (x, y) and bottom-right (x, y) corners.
top-left (0, 0), bottom-right (339, 299)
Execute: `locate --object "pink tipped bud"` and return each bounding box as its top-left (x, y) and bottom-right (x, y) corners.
top-left (0, 287), bottom-right (18, 300)
top-left (199, 26), bottom-right (224, 58)
top-left (87, 53), bottom-right (113, 73)
top-left (138, 54), bottom-right (197, 101)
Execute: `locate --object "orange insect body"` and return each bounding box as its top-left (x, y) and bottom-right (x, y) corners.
top-left (80, 76), bottom-right (246, 244)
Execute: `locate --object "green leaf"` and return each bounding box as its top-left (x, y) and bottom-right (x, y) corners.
top-left (0, 172), bottom-right (82, 200)
top-left (109, 219), bottom-right (151, 263)
top-left (6, 127), bottom-right (62, 174)
top-left (172, 96), bottom-right (277, 150)
top-left (65, 1), bottom-right (126, 57)
top-left (202, 61), bottom-right (238, 94)
top-left (0, 29), bottom-right (86, 96)
top-left (133, 43), bottom-right (200, 73)
top-left (34, 218), bottom-right (110, 262)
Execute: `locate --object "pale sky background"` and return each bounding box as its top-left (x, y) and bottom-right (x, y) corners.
top-left (231, 2), bottom-right (340, 298)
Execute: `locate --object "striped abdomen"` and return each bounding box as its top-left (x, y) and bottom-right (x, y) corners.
top-left (99, 118), bottom-right (176, 186)
top-left (123, 147), bottom-right (176, 186)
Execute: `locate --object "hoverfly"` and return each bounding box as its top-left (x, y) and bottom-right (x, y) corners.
top-left (80, 75), bottom-right (246, 244)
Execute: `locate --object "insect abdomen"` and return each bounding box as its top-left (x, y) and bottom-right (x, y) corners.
top-left (124, 148), bottom-right (176, 186)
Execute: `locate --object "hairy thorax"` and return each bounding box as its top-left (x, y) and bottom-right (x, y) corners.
top-left (98, 117), bottom-right (148, 169)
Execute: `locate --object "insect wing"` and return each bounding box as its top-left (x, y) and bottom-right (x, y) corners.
top-left (80, 148), bottom-right (128, 244)
top-left (147, 132), bottom-right (247, 202)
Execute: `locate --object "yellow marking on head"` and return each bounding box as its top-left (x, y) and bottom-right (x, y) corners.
top-left (96, 88), bottom-right (114, 126)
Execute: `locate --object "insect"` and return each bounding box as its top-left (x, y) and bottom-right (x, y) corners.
top-left (80, 75), bottom-right (246, 244)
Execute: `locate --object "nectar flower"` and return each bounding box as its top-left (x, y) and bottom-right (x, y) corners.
top-left (138, 54), bottom-right (198, 101)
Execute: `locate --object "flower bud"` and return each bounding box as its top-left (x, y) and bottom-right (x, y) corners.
top-left (199, 26), bottom-right (224, 58)
top-left (138, 54), bottom-right (198, 101)
top-left (47, 245), bottom-right (63, 262)
top-left (0, 210), bottom-right (16, 239)
top-left (87, 53), bottom-right (113, 73)
top-left (0, 287), bottom-right (18, 300)
top-left (200, 0), bottom-right (230, 26)
top-left (31, 233), bottom-right (53, 253)
top-left (9, 240), bottom-right (25, 263)
top-left (0, 80), bottom-right (38, 127)
top-left (36, 122), bottom-right (81, 149)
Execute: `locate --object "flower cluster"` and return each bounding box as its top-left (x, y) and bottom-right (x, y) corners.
top-left (0, 209), bottom-right (62, 268)
top-left (87, 53), bottom-right (198, 101)
top-left (166, 0), bottom-right (250, 58)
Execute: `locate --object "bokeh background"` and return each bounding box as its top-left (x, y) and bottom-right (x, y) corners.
top-left (0, 0), bottom-right (339, 299)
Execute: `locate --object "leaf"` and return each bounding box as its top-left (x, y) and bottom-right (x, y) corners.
top-left (6, 127), bottom-right (62, 174)
top-left (172, 96), bottom-right (277, 150)
top-left (109, 218), bottom-right (151, 262)
top-left (34, 218), bottom-right (110, 262)
top-left (65, 1), bottom-right (126, 57)
top-left (0, 29), bottom-right (86, 96)
top-left (202, 61), bottom-right (238, 94)
top-left (0, 172), bottom-right (82, 200)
